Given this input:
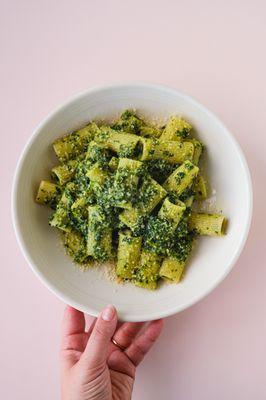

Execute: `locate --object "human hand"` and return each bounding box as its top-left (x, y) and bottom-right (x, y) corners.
top-left (60, 305), bottom-right (163, 400)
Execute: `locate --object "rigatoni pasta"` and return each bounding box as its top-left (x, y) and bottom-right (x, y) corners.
top-left (116, 231), bottom-right (142, 279)
top-left (36, 180), bottom-right (61, 209)
top-left (159, 116), bottom-right (192, 142)
top-left (139, 138), bottom-right (194, 164)
top-left (188, 213), bottom-right (227, 236)
top-left (87, 205), bottom-right (113, 261)
top-left (159, 257), bottom-right (185, 283)
top-left (119, 176), bottom-right (167, 232)
top-left (36, 109), bottom-right (227, 290)
top-left (53, 123), bottom-right (99, 162)
top-left (134, 250), bottom-right (162, 290)
top-left (163, 160), bottom-right (199, 196)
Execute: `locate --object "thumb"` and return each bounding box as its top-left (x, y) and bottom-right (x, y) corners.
top-left (81, 304), bottom-right (117, 367)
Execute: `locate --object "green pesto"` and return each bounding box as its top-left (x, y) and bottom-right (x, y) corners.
top-left (119, 177), bottom-right (166, 234)
top-left (112, 159), bottom-right (143, 209)
top-left (145, 159), bottom-right (176, 183)
top-left (144, 216), bottom-right (174, 256)
top-left (112, 110), bottom-right (143, 134)
top-left (87, 205), bottom-right (113, 262)
top-left (133, 251), bottom-right (162, 290)
top-left (49, 182), bottom-right (77, 232)
top-left (86, 141), bottom-right (111, 166)
top-left (112, 110), bottom-right (162, 138)
top-left (71, 197), bottom-right (88, 236)
top-left (37, 110), bottom-right (227, 286)
top-left (73, 158), bottom-right (92, 197)
top-left (172, 217), bottom-right (195, 262)
top-left (116, 230), bottom-right (142, 279)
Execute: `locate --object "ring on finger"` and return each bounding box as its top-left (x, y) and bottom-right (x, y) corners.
top-left (111, 337), bottom-right (127, 351)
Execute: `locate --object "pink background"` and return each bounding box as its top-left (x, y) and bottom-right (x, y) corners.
top-left (1, 0), bottom-right (265, 399)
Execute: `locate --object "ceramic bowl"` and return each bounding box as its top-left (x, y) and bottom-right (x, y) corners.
top-left (12, 83), bottom-right (252, 321)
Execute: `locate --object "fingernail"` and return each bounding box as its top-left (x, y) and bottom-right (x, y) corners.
top-left (101, 305), bottom-right (115, 321)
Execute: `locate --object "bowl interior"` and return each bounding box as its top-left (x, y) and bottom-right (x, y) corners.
top-left (13, 84), bottom-right (252, 321)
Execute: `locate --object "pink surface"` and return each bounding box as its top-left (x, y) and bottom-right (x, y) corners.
top-left (1, 1), bottom-right (265, 399)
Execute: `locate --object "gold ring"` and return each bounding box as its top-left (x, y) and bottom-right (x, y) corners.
top-left (111, 338), bottom-right (126, 351)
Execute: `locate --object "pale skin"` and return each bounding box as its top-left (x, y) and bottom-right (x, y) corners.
top-left (60, 305), bottom-right (164, 400)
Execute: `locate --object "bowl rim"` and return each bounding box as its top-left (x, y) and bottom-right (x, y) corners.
top-left (11, 82), bottom-right (253, 321)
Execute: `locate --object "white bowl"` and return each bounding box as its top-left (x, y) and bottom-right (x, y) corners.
top-left (12, 83), bottom-right (252, 322)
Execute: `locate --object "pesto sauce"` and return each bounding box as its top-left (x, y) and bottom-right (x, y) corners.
top-left (145, 159), bottom-right (176, 183)
top-left (87, 142), bottom-right (111, 166)
top-left (143, 216), bottom-right (174, 256)
top-left (41, 109), bottom-right (221, 284)
top-left (179, 186), bottom-right (195, 202)
top-left (112, 110), bottom-right (143, 134)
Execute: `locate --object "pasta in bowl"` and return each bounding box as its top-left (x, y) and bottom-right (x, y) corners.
top-left (36, 111), bottom-right (227, 289)
top-left (12, 84), bottom-right (252, 321)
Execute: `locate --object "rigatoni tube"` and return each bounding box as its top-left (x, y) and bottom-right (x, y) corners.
top-left (159, 257), bottom-right (186, 282)
top-left (116, 231), bottom-right (142, 279)
top-left (189, 213), bottom-right (227, 236)
top-left (163, 160), bottom-right (199, 196)
top-left (36, 180), bottom-right (61, 209)
top-left (159, 116), bottom-right (192, 141)
top-left (134, 251), bottom-right (162, 290)
top-left (139, 138), bottom-right (194, 164)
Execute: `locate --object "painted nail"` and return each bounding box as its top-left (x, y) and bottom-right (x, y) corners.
top-left (102, 304), bottom-right (115, 321)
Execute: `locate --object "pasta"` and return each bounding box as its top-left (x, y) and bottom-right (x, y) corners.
top-left (159, 257), bottom-right (185, 282)
top-left (159, 116), bottom-right (192, 142)
top-left (51, 158), bottom-right (81, 185)
top-left (62, 230), bottom-right (88, 264)
top-left (94, 127), bottom-right (140, 157)
top-left (194, 175), bottom-right (208, 200)
top-left (112, 109), bottom-right (162, 138)
top-left (188, 139), bottom-right (203, 165)
top-left (36, 180), bottom-right (61, 209)
top-left (158, 198), bottom-right (186, 231)
top-left (49, 182), bottom-right (76, 232)
top-left (108, 156), bottom-right (119, 171)
top-left (159, 215), bottom-right (194, 281)
top-left (188, 213), bottom-right (227, 236)
top-left (119, 177), bottom-right (167, 232)
top-left (116, 230), bottom-right (142, 279)
top-left (163, 160), bottom-right (199, 196)
top-left (134, 250), bottom-right (162, 290)
top-left (112, 158), bottom-right (143, 209)
top-left (87, 205), bottom-right (113, 261)
top-left (139, 138), bottom-right (194, 164)
top-left (144, 198), bottom-right (186, 256)
top-left (86, 163), bottom-right (109, 185)
top-left (53, 123), bottom-right (99, 162)
top-left (36, 109), bottom-right (227, 289)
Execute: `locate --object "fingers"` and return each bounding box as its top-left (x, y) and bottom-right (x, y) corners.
top-left (112, 322), bottom-right (144, 350)
top-left (81, 305), bottom-right (117, 366)
top-left (61, 306), bottom-right (88, 369)
top-left (86, 317), bottom-right (96, 337)
top-left (61, 306), bottom-right (87, 352)
top-left (108, 349), bottom-right (136, 379)
top-left (125, 319), bottom-right (164, 366)
top-left (62, 306), bottom-right (85, 338)
top-left (85, 314), bottom-right (97, 333)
